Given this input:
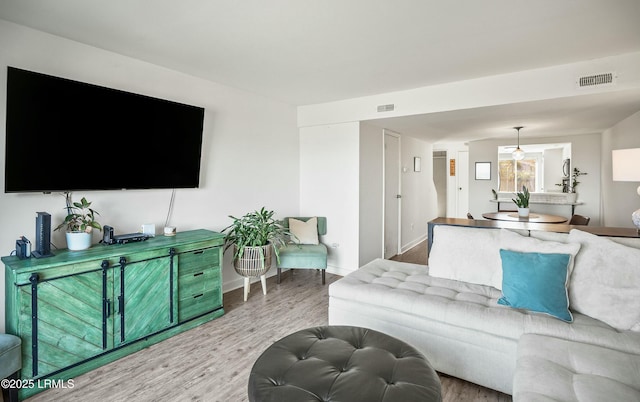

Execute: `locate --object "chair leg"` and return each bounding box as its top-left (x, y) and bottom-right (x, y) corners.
top-left (243, 277), bottom-right (250, 301)
top-left (260, 274), bottom-right (267, 295)
top-left (277, 268), bottom-right (281, 284)
top-left (322, 269), bottom-right (325, 285)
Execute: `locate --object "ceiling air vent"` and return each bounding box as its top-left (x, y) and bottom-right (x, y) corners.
top-left (577, 72), bottom-right (615, 88)
top-left (377, 104), bottom-right (395, 112)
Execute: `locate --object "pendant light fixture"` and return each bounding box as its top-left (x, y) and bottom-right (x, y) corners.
top-left (512, 126), bottom-right (525, 161)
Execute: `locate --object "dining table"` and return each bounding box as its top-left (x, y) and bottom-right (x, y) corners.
top-left (482, 212), bottom-right (569, 224)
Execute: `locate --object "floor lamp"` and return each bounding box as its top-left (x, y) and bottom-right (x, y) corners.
top-left (612, 148), bottom-right (640, 233)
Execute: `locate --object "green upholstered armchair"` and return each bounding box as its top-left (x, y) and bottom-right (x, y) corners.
top-left (0, 334), bottom-right (22, 402)
top-left (277, 217), bottom-right (328, 284)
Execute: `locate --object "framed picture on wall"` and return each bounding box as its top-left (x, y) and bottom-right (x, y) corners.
top-left (475, 162), bottom-right (491, 180)
top-left (414, 157), bottom-right (421, 172)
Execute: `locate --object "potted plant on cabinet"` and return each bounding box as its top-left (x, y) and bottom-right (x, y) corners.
top-left (54, 195), bottom-right (102, 251)
top-left (221, 207), bottom-right (289, 301)
top-left (512, 185), bottom-right (530, 218)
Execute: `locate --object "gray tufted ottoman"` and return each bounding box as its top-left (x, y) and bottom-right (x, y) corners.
top-left (248, 325), bottom-right (442, 401)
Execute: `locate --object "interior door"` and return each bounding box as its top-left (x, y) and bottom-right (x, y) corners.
top-left (433, 151), bottom-right (447, 217)
top-left (457, 151), bottom-right (469, 218)
top-left (384, 131), bottom-right (401, 259)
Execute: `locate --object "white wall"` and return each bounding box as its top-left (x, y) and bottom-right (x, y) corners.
top-left (601, 110), bottom-right (640, 227)
top-left (299, 121), bottom-right (437, 272)
top-left (399, 136), bottom-right (438, 251)
top-left (543, 148), bottom-right (564, 192)
top-left (359, 123), bottom-right (383, 265)
top-left (299, 122), bottom-right (360, 275)
top-left (0, 21), bottom-right (300, 332)
top-left (468, 133), bottom-right (602, 224)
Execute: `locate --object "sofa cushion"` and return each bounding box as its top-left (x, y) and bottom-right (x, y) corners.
top-left (528, 230), bottom-right (570, 242)
top-left (500, 228), bottom-right (581, 276)
top-left (498, 249), bottom-right (573, 322)
top-left (330, 258), bottom-right (640, 354)
top-left (428, 225), bottom-right (502, 289)
top-left (289, 217), bottom-right (319, 245)
top-left (567, 229), bottom-right (640, 331)
top-left (278, 243), bottom-right (327, 269)
top-left (514, 334), bottom-right (640, 402)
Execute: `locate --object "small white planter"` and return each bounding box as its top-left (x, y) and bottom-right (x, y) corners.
top-left (66, 231), bottom-right (92, 251)
top-left (518, 207), bottom-right (530, 218)
top-left (566, 193), bottom-right (578, 203)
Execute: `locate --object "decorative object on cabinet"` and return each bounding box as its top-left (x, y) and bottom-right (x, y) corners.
top-left (2, 229), bottom-right (224, 400)
top-left (222, 207), bottom-right (289, 301)
top-left (54, 194), bottom-right (102, 250)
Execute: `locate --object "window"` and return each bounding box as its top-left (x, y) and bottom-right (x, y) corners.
top-left (497, 142), bottom-right (572, 193)
top-left (498, 157), bottom-right (540, 192)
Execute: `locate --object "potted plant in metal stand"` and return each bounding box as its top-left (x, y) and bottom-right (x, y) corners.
top-left (221, 207), bottom-right (289, 301)
top-left (512, 185), bottom-right (530, 218)
top-left (54, 195), bottom-right (102, 251)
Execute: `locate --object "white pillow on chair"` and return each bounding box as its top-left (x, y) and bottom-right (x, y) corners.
top-left (289, 217), bottom-right (319, 245)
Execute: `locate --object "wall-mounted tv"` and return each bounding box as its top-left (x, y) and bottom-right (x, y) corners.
top-left (5, 66), bottom-right (205, 193)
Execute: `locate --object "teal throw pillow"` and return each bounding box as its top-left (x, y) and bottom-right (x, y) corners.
top-left (498, 249), bottom-right (573, 322)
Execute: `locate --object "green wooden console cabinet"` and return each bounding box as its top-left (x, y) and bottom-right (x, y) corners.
top-left (2, 229), bottom-right (225, 400)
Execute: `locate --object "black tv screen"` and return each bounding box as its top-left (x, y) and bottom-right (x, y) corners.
top-left (5, 66), bottom-right (205, 193)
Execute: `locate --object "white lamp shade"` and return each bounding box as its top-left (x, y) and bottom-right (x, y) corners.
top-left (512, 147), bottom-right (525, 161)
top-left (612, 148), bottom-right (640, 182)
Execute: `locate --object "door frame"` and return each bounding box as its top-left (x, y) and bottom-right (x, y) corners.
top-left (383, 130), bottom-right (401, 258)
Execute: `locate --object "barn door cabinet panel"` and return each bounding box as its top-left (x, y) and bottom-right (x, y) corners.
top-left (113, 255), bottom-right (177, 346)
top-left (3, 229), bottom-right (224, 400)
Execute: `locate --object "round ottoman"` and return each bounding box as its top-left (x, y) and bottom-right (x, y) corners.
top-left (248, 325), bottom-right (442, 402)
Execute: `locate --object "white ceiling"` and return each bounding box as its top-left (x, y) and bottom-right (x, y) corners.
top-left (2, 0), bottom-right (640, 142)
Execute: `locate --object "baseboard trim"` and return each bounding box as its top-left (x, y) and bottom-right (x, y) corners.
top-left (400, 234), bottom-right (427, 254)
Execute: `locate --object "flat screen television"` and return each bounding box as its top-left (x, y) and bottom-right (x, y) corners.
top-left (4, 66), bottom-right (205, 193)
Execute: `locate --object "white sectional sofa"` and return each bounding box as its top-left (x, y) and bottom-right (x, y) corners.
top-left (328, 222), bottom-right (640, 400)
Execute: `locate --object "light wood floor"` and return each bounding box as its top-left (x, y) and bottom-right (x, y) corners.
top-left (24, 242), bottom-right (511, 402)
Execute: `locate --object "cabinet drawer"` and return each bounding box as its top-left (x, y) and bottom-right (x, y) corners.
top-left (178, 288), bottom-right (222, 321)
top-left (178, 247), bottom-right (220, 274)
top-left (178, 267), bottom-right (220, 297)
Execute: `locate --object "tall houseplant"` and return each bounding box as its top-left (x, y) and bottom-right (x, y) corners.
top-left (222, 208), bottom-right (289, 301)
top-left (54, 195), bottom-right (102, 250)
top-left (512, 185), bottom-right (530, 218)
